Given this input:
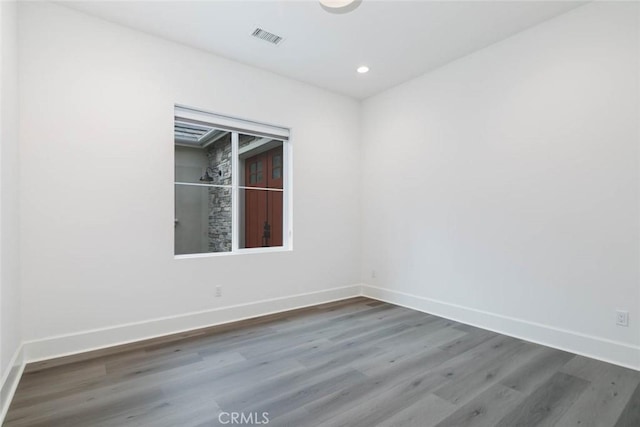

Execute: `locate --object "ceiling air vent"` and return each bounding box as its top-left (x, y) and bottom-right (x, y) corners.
top-left (251, 28), bottom-right (284, 45)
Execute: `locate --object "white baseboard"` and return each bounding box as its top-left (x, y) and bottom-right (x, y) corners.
top-left (23, 284), bottom-right (364, 363)
top-left (0, 344), bottom-right (25, 425)
top-left (14, 281), bottom-right (636, 422)
top-left (362, 284), bottom-right (640, 371)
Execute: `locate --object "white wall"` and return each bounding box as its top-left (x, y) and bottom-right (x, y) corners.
top-left (361, 2), bottom-right (640, 369)
top-left (0, 0), bottom-right (22, 416)
top-left (18, 2), bottom-right (361, 359)
top-left (14, 1), bottom-right (640, 371)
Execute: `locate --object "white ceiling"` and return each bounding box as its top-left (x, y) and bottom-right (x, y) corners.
top-left (59, 0), bottom-right (586, 99)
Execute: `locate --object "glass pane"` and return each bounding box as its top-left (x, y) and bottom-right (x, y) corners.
top-left (175, 184), bottom-right (232, 254)
top-left (174, 122), bottom-right (231, 185)
top-left (239, 136), bottom-right (284, 189)
top-left (239, 188), bottom-right (284, 249)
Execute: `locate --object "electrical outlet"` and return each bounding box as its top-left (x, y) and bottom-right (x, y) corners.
top-left (616, 310), bottom-right (629, 327)
top-left (371, 270), bottom-right (376, 279)
top-left (215, 286), bottom-right (222, 298)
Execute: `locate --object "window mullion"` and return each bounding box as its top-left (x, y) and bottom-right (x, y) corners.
top-left (231, 131), bottom-right (239, 252)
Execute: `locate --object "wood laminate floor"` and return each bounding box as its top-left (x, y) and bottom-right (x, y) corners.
top-left (4, 297), bottom-right (640, 427)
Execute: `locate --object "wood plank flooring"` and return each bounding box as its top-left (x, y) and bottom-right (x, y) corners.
top-left (4, 297), bottom-right (640, 426)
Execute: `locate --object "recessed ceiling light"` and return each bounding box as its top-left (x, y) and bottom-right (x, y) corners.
top-left (357, 66), bottom-right (369, 74)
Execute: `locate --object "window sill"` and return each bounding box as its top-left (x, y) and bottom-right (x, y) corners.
top-left (174, 246), bottom-right (292, 260)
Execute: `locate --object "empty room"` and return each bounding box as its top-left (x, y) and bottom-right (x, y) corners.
top-left (0, 0), bottom-right (639, 426)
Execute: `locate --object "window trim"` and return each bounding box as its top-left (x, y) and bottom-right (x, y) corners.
top-left (174, 105), bottom-right (293, 258)
top-left (175, 104), bottom-right (290, 140)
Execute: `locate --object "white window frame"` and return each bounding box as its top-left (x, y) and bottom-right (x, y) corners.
top-left (174, 105), bottom-right (293, 258)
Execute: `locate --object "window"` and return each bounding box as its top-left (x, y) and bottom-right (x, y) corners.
top-left (174, 105), bottom-right (291, 256)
